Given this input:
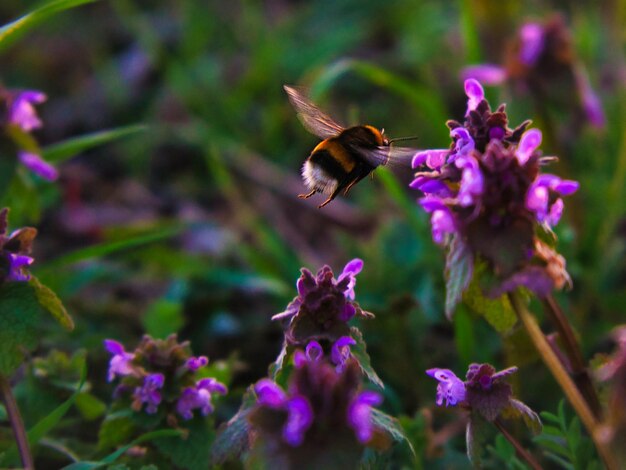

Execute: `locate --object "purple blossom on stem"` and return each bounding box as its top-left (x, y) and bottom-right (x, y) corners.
top-left (18, 151), bottom-right (58, 181)
top-left (347, 390), bottom-right (383, 443)
top-left (133, 373), bottom-right (164, 414)
top-left (294, 340), bottom-right (323, 368)
top-left (526, 174), bottom-right (579, 226)
top-left (104, 339), bottom-right (136, 382)
top-left (465, 79), bottom-right (484, 114)
top-left (176, 377), bottom-right (227, 420)
top-left (254, 379), bottom-right (314, 446)
top-left (185, 355), bottom-right (209, 372)
top-left (272, 259), bottom-right (372, 345)
top-left (7, 253), bottom-right (34, 282)
top-left (8, 90), bottom-right (46, 132)
top-left (419, 197), bottom-right (456, 244)
top-left (331, 336), bottom-right (356, 372)
top-left (426, 368), bottom-right (466, 407)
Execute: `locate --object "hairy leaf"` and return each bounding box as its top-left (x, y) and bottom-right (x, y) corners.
top-left (350, 327), bottom-right (384, 389)
top-left (445, 235), bottom-right (473, 320)
top-left (29, 276), bottom-right (74, 330)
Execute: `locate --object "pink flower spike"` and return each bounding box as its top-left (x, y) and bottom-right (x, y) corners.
top-left (516, 129), bottom-right (542, 165)
top-left (18, 151), bottom-right (58, 181)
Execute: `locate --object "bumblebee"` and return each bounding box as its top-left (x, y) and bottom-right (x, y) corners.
top-left (284, 85), bottom-right (418, 208)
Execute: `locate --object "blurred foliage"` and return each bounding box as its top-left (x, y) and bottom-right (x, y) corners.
top-left (0, 0), bottom-right (623, 468)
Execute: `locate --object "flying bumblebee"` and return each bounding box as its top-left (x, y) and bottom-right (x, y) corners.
top-left (284, 85), bottom-right (418, 208)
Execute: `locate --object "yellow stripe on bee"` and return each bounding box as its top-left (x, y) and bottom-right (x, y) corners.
top-left (364, 125), bottom-right (384, 146)
top-left (313, 139), bottom-right (356, 172)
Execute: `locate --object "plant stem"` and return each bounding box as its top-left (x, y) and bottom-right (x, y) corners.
top-left (508, 292), bottom-right (617, 470)
top-left (0, 374), bottom-right (34, 469)
top-left (493, 419), bottom-right (542, 470)
top-left (542, 295), bottom-right (603, 419)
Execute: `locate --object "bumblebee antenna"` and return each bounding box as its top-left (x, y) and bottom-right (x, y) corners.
top-left (389, 135), bottom-right (419, 144)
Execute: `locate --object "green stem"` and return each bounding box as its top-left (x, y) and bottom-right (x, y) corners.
top-left (542, 295), bottom-right (603, 419)
top-left (508, 292), bottom-right (617, 470)
top-left (493, 419), bottom-right (542, 470)
top-left (0, 375), bottom-right (34, 469)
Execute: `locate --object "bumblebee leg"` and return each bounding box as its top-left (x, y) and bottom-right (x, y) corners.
top-left (343, 178), bottom-right (360, 195)
top-left (318, 185), bottom-right (343, 208)
top-left (298, 190), bottom-right (316, 199)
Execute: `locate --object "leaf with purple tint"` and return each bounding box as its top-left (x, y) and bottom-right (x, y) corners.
top-left (444, 235), bottom-right (474, 320)
top-left (211, 390), bottom-right (255, 464)
top-left (350, 327), bottom-right (384, 389)
top-left (502, 399), bottom-right (542, 435)
top-left (466, 412), bottom-right (489, 467)
top-left (463, 261), bottom-right (517, 333)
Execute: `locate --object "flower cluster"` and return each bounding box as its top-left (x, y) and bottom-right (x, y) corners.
top-left (249, 359), bottom-right (385, 466)
top-left (272, 259), bottom-right (373, 345)
top-left (0, 208), bottom-right (37, 284)
top-left (104, 334), bottom-right (227, 422)
top-left (430, 364), bottom-right (540, 423)
top-left (462, 15), bottom-right (605, 129)
top-left (412, 79), bottom-right (577, 298)
top-left (1, 87), bottom-right (58, 180)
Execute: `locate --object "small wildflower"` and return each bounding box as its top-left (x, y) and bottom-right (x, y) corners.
top-left (294, 340), bottom-right (323, 367)
top-left (411, 79), bottom-right (577, 304)
top-left (425, 368), bottom-right (466, 407)
top-left (0, 208), bottom-right (37, 284)
top-left (249, 360), bottom-right (386, 461)
top-left (176, 378), bottom-right (228, 420)
top-left (461, 15), bottom-right (605, 129)
top-left (133, 373), bottom-right (164, 414)
top-left (7, 90), bottom-right (47, 132)
top-left (331, 336), bottom-right (356, 373)
top-left (104, 339), bottom-right (136, 382)
top-left (18, 151), bottom-right (59, 181)
top-left (272, 259), bottom-right (373, 345)
top-left (103, 334), bottom-right (227, 422)
top-left (347, 390), bottom-right (383, 443)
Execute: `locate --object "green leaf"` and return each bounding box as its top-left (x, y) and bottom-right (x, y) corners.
top-left (29, 276), bottom-right (74, 330)
top-left (212, 393), bottom-right (255, 464)
top-left (445, 235), bottom-right (473, 320)
top-left (74, 392), bottom-right (106, 421)
top-left (370, 408), bottom-right (415, 457)
top-left (466, 412), bottom-right (489, 468)
top-left (0, 154), bottom-right (17, 202)
top-left (0, 282), bottom-right (43, 375)
top-left (155, 417), bottom-right (214, 470)
top-left (350, 327), bottom-right (384, 389)
top-left (97, 412), bottom-right (136, 451)
top-left (142, 299), bottom-right (184, 339)
top-left (463, 262), bottom-right (517, 333)
top-left (0, 0), bottom-right (99, 51)
top-left (63, 429), bottom-right (183, 470)
top-left (42, 125), bottom-right (147, 163)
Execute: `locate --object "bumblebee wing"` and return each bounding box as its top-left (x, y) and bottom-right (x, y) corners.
top-left (358, 145), bottom-right (418, 168)
top-left (284, 85), bottom-right (345, 139)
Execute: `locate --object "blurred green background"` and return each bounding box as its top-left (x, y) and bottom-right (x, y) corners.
top-left (0, 0), bottom-right (624, 467)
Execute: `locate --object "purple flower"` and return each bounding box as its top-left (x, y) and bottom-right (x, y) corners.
top-left (8, 90), bottom-right (47, 132)
top-left (18, 151), bottom-right (58, 181)
top-left (465, 79), bottom-right (484, 114)
top-left (450, 128), bottom-right (475, 161)
top-left (575, 69), bottom-right (606, 129)
top-left (176, 377), bottom-right (227, 420)
top-left (104, 339), bottom-right (136, 382)
top-left (347, 390), bottom-right (383, 443)
top-left (455, 155), bottom-right (484, 207)
top-left (515, 129), bottom-right (542, 166)
top-left (185, 356), bottom-right (209, 372)
top-left (272, 259), bottom-right (372, 345)
top-left (526, 174), bottom-right (579, 226)
top-left (7, 253), bottom-right (34, 282)
top-left (426, 368), bottom-right (466, 407)
top-left (331, 336), bottom-right (356, 372)
top-left (294, 341), bottom-right (323, 368)
top-left (412, 149), bottom-right (449, 170)
top-left (254, 379), bottom-right (314, 447)
top-left (133, 373), bottom-right (164, 414)
top-left (420, 197), bottom-right (456, 244)
top-left (518, 22), bottom-right (544, 66)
